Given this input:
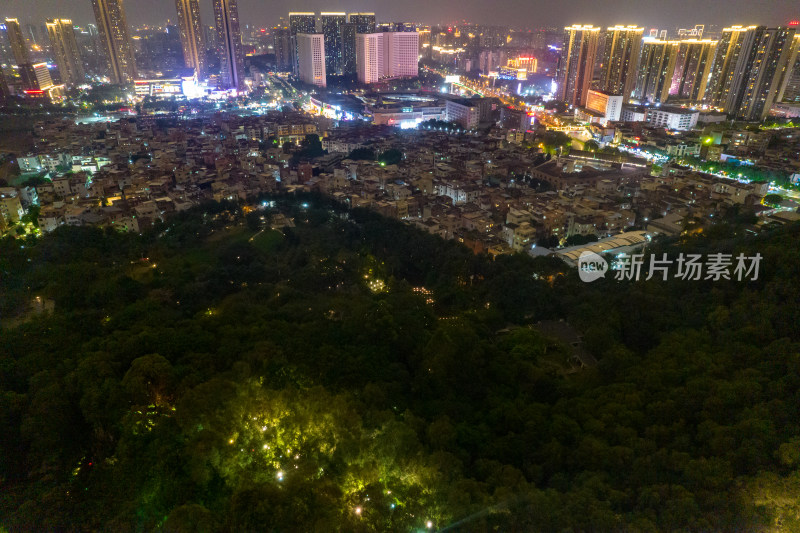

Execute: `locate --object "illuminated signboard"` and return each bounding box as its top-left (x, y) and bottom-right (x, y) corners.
top-left (444, 75), bottom-right (461, 83)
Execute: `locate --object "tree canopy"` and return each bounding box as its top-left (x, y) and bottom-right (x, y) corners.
top-left (1, 195), bottom-right (800, 531)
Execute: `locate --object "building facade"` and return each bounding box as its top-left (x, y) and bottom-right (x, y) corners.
top-left (91, 0), bottom-right (137, 84)
top-left (356, 33), bottom-right (383, 84)
top-left (213, 0), bottom-right (244, 90)
top-left (348, 13), bottom-right (376, 34)
top-left (175, 0), bottom-right (206, 78)
top-left (289, 13), bottom-right (316, 74)
top-left (383, 32), bottom-right (419, 78)
top-left (600, 25), bottom-right (643, 99)
top-left (668, 39), bottom-right (716, 102)
top-left (297, 33), bottom-right (326, 87)
top-left (320, 13), bottom-right (346, 75)
top-left (4, 18), bottom-right (29, 66)
top-left (46, 19), bottom-right (85, 87)
top-left (633, 39), bottom-right (678, 103)
top-left (558, 25), bottom-right (600, 107)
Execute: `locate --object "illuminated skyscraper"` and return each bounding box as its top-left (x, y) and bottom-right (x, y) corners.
top-left (289, 13), bottom-right (316, 73)
top-left (704, 25), bottom-right (797, 119)
top-left (46, 19), bottom-right (85, 87)
top-left (737, 27), bottom-right (797, 120)
top-left (175, 0), bottom-right (206, 78)
top-left (91, 0), bottom-right (137, 84)
top-left (348, 13), bottom-right (376, 34)
top-left (340, 23), bottom-right (357, 74)
top-left (668, 39), bottom-right (717, 102)
top-left (213, 0), bottom-right (244, 90)
top-left (297, 33), bottom-right (325, 87)
top-left (4, 18), bottom-right (30, 66)
top-left (558, 25), bottom-right (600, 106)
top-left (273, 27), bottom-right (292, 71)
top-left (703, 25), bottom-right (759, 110)
top-left (633, 39), bottom-right (678, 103)
top-left (320, 13), bottom-right (346, 74)
top-left (600, 25), bottom-right (643, 99)
top-left (777, 34), bottom-right (800, 102)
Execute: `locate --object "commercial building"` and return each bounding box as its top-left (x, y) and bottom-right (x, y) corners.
top-left (633, 38), bottom-right (678, 103)
top-left (91, 0), bottom-right (137, 84)
top-left (579, 89), bottom-right (623, 124)
top-left (297, 33), bottom-right (326, 87)
top-left (213, 0), bottom-right (244, 90)
top-left (21, 62), bottom-right (52, 90)
top-left (445, 99), bottom-right (481, 129)
top-left (46, 19), bottom-right (85, 87)
top-left (645, 106), bottom-right (699, 130)
top-left (600, 25), bottom-right (643, 99)
top-left (175, 0), bottom-right (206, 78)
top-left (320, 13), bottom-right (346, 75)
top-left (668, 39), bottom-right (716, 102)
top-left (369, 101), bottom-right (446, 127)
top-left (558, 25), bottom-right (600, 106)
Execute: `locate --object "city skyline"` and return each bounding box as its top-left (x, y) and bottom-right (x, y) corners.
top-left (1, 0), bottom-right (798, 30)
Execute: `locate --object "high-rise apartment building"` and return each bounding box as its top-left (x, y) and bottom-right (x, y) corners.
top-left (289, 13), bottom-right (316, 73)
top-left (273, 27), bottom-right (292, 71)
top-left (777, 34), bottom-right (800, 103)
top-left (668, 39), bottom-right (717, 102)
top-left (175, 0), bottom-right (206, 78)
top-left (320, 13), bottom-right (346, 75)
top-left (356, 33), bottom-right (383, 84)
top-left (4, 18), bottom-right (29, 66)
top-left (297, 33), bottom-right (326, 87)
top-left (558, 25), bottom-right (600, 106)
top-left (348, 13), bottom-right (376, 34)
top-left (213, 0), bottom-right (244, 90)
top-left (703, 25), bottom-right (797, 119)
top-left (600, 25), bottom-right (643, 99)
top-left (737, 27), bottom-right (797, 120)
top-left (46, 19), bottom-right (85, 87)
top-left (340, 23), bottom-right (357, 74)
top-left (703, 25), bottom-right (759, 111)
top-left (633, 39), bottom-right (678, 103)
top-left (91, 0), bottom-right (137, 84)
top-left (356, 31), bottom-right (420, 84)
top-left (383, 32), bottom-right (419, 78)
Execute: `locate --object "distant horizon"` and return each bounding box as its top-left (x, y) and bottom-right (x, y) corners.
top-left (1, 0), bottom-right (798, 33)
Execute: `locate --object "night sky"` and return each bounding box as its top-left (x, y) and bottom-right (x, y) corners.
top-left (1, 0), bottom-right (797, 30)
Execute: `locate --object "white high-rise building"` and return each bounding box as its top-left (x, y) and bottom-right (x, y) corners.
top-left (384, 31), bottom-right (419, 77)
top-left (356, 33), bottom-right (383, 84)
top-left (297, 33), bottom-right (326, 87)
top-left (356, 31), bottom-right (419, 84)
